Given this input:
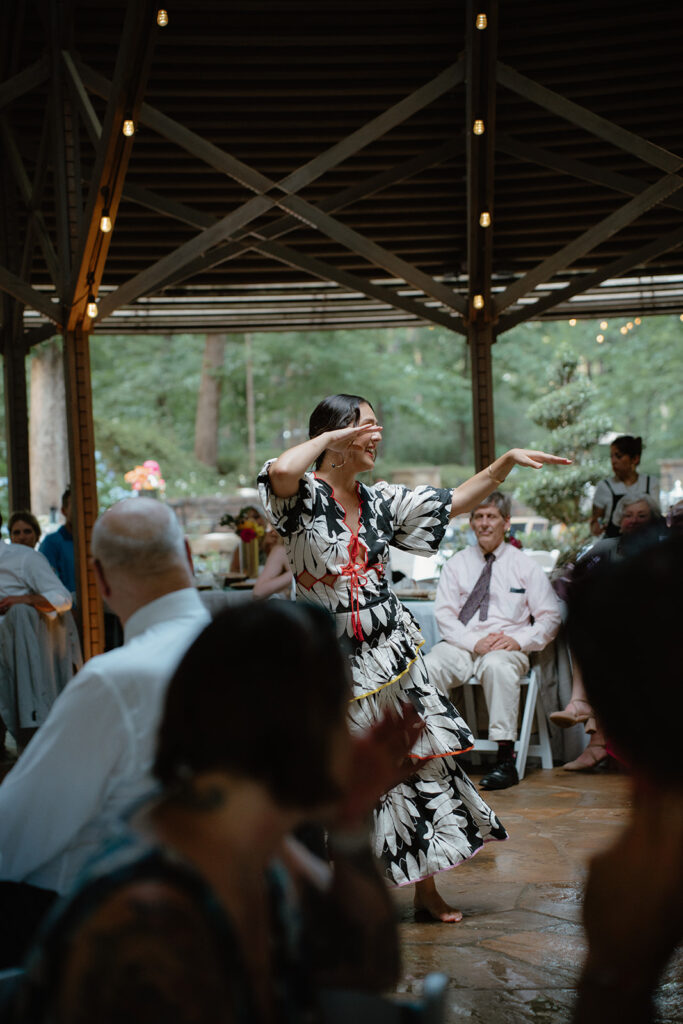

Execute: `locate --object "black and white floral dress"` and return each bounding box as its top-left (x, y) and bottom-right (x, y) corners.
top-left (258, 464), bottom-right (507, 886)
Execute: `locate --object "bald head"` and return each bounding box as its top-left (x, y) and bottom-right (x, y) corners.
top-left (92, 498), bottom-right (187, 576)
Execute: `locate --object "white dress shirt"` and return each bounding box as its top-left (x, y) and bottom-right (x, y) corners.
top-left (0, 543), bottom-right (72, 619)
top-left (0, 587), bottom-right (210, 894)
top-left (435, 541), bottom-right (561, 654)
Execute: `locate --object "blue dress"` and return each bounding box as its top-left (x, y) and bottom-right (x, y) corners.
top-left (259, 465), bottom-right (507, 887)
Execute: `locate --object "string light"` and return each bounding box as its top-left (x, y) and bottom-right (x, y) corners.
top-left (156, 9), bottom-right (169, 26)
top-left (596, 334), bottom-right (604, 343)
top-left (86, 295), bottom-right (98, 319)
top-left (627, 321), bottom-right (634, 330)
top-left (479, 211), bottom-right (491, 227)
top-left (473, 294), bottom-right (484, 310)
top-left (569, 319), bottom-right (577, 326)
top-left (100, 213), bottom-right (112, 233)
top-left (476, 13), bottom-right (488, 29)
top-left (620, 326), bottom-right (628, 335)
top-left (473, 120), bottom-right (485, 135)
top-left (600, 321), bottom-right (608, 330)
top-left (635, 317), bottom-right (642, 325)
top-left (122, 120), bottom-right (135, 137)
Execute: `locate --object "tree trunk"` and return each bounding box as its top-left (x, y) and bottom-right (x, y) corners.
top-left (194, 332), bottom-right (226, 467)
top-left (29, 340), bottom-right (69, 517)
top-left (244, 333), bottom-right (256, 481)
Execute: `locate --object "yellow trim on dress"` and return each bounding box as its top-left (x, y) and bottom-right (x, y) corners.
top-left (349, 639), bottom-right (425, 702)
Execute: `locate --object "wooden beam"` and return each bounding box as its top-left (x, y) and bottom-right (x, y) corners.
top-left (132, 139), bottom-right (465, 290)
top-left (0, 115), bottom-right (61, 289)
top-left (24, 322), bottom-right (60, 348)
top-left (497, 223), bottom-right (683, 333)
top-left (496, 62), bottom-right (683, 175)
top-left (496, 171), bottom-right (683, 313)
top-left (62, 327), bottom-right (105, 659)
top-left (75, 57), bottom-right (467, 319)
top-left (77, 56), bottom-right (465, 199)
top-left (0, 56), bottom-right (49, 112)
top-left (0, 264), bottom-right (62, 322)
top-left (65, 0), bottom-right (159, 330)
top-left (466, 0), bottom-right (498, 470)
top-left (251, 238), bottom-right (465, 334)
top-left (497, 132), bottom-right (683, 215)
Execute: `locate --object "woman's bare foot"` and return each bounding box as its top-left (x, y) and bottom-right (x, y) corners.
top-left (413, 876), bottom-right (463, 923)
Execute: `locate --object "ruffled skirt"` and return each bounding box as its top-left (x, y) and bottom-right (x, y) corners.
top-left (347, 646), bottom-right (507, 887)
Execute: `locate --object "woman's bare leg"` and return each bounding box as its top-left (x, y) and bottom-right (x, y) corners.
top-left (413, 875), bottom-right (462, 923)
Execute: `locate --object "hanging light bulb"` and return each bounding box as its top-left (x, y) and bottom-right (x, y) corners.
top-left (86, 295), bottom-right (98, 319)
top-left (596, 334), bottom-right (604, 344)
top-left (620, 326), bottom-right (628, 335)
top-left (473, 294), bottom-right (484, 310)
top-left (476, 13), bottom-right (487, 29)
top-left (473, 119), bottom-right (485, 135)
top-left (634, 317), bottom-right (642, 325)
top-left (569, 318), bottom-right (577, 326)
top-left (100, 213), bottom-right (112, 233)
top-left (122, 119), bottom-right (135, 137)
top-left (627, 321), bottom-right (634, 329)
top-left (156, 9), bottom-right (169, 26)
top-left (479, 211), bottom-right (491, 227)
top-left (600, 321), bottom-right (608, 330)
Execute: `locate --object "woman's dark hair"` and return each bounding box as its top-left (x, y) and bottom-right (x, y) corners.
top-left (308, 394), bottom-right (372, 470)
top-left (566, 537), bottom-right (682, 782)
top-left (154, 601), bottom-right (351, 808)
top-left (9, 510), bottom-right (41, 543)
top-left (611, 435), bottom-right (643, 458)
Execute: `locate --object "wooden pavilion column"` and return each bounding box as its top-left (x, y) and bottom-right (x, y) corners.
top-left (2, 328), bottom-right (31, 513)
top-left (63, 327), bottom-right (104, 659)
top-left (466, 0), bottom-right (498, 470)
top-left (0, 142), bottom-right (31, 512)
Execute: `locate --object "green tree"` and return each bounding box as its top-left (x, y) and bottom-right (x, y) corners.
top-left (513, 346), bottom-right (609, 526)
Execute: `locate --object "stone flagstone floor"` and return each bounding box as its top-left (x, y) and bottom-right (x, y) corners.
top-left (390, 765), bottom-right (682, 1023)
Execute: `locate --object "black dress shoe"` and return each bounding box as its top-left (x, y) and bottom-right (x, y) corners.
top-left (479, 760), bottom-right (519, 791)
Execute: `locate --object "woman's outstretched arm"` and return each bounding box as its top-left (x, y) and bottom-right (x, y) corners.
top-left (450, 449), bottom-right (572, 517)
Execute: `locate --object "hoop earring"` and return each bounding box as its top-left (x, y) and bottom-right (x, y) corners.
top-left (330, 453), bottom-right (346, 469)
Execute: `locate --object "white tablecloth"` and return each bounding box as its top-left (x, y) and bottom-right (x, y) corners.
top-left (402, 600), bottom-right (440, 654)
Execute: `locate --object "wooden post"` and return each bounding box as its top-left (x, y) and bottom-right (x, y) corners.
top-left (244, 333), bottom-right (256, 482)
top-left (468, 322), bottom-right (496, 471)
top-left (2, 331), bottom-right (31, 512)
top-left (63, 327), bottom-right (104, 658)
top-left (466, 0), bottom-right (498, 470)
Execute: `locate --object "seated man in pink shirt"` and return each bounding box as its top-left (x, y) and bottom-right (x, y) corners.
top-left (425, 492), bottom-right (562, 790)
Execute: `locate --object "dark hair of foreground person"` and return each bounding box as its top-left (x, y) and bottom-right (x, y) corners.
top-left (155, 600), bottom-right (352, 806)
top-left (567, 537), bottom-right (682, 782)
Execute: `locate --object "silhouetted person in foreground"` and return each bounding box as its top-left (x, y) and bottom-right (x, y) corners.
top-left (568, 539), bottom-right (683, 1024)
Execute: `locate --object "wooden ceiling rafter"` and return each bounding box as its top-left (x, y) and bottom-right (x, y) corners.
top-left (64, 0), bottom-right (160, 332)
top-left (71, 55), bottom-right (468, 322)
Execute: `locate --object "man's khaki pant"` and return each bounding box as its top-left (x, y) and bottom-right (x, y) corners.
top-left (425, 641), bottom-right (529, 742)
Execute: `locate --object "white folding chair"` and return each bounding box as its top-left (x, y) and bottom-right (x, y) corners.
top-left (461, 664), bottom-right (553, 780)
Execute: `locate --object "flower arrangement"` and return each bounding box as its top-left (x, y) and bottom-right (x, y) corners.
top-left (124, 459), bottom-right (166, 493)
top-left (220, 506), bottom-right (265, 543)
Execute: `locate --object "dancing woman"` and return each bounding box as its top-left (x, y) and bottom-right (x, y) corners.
top-left (259, 394), bottom-right (570, 921)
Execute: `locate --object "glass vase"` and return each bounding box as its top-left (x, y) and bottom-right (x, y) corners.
top-left (240, 538), bottom-right (259, 578)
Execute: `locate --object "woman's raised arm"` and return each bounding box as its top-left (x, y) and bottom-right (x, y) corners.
top-left (267, 423), bottom-right (383, 497)
top-left (450, 449), bottom-right (572, 518)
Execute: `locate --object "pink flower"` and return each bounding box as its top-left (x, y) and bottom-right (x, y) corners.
top-left (239, 528), bottom-right (257, 543)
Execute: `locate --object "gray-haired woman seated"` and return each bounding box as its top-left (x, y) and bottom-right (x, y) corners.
top-left (5, 602), bottom-right (420, 1023)
top-left (551, 492), bottom-right (668, 771)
